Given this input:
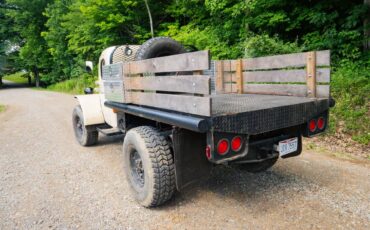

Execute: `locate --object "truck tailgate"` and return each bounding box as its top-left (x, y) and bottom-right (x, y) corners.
top-left (211, 94), bottom-right (329, 134)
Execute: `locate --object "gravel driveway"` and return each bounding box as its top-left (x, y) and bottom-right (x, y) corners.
top-left (0, 85), bottom-right (369, 229)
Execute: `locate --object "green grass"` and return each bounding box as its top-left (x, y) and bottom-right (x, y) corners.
top-left (3, 72), bottom-right (34, 84)
top-left (0, 104), bottom-right (6, 113)
top-left (44, 75), bottom-right (97, 94)
top-left (329, 60), bottom-right (370, 145)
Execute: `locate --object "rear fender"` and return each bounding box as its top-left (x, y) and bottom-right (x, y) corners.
top-left (75, 94), bottom-right (105, 125)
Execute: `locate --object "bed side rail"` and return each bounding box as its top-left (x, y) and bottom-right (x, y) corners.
top-left (103, 51), bottom-right (212, 117)
top-left (214, 50), bottom-right (331, 98)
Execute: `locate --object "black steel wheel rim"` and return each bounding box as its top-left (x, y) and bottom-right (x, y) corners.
top-left (130, 150), bottom-right (145, 188)
top-left (74, 116), bottom-right (84, 138)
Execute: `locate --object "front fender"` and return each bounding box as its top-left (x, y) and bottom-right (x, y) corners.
top-left (75, 94), bottom-right (105, 125)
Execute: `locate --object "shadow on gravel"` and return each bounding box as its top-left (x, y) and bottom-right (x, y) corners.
top-left (0, 80), bottom-right (31, 90)
top-left (96, 135), bottom-right (124, 146)
top-left (160, 164), bottom-right (314, 209)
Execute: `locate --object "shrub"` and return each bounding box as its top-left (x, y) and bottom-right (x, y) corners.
top-left (46, 74), bottom-right (97, 94)
top-left (244, 34), bottom-right (302, 58)
top-left (330, 60), bottom-right (370, 145)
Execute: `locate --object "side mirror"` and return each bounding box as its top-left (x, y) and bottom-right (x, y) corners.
top-left (85, 61), bottom-right (93, 73)
top-left (84, 87), bottom-right (94, 94)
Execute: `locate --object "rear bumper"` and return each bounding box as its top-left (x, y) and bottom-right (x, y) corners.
top-left (231, 134), bottom-right (302, 164)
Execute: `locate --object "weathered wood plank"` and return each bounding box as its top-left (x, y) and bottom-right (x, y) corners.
top-left (306, 51), bottom-right (317, 97)
top-left (317, 50), bottom-right (330, 67)
top-left (222, 60), bottom-right (233, 72)
top-left (243, 68), bottom-right (330, 83)
top-left (235, 59), bottom-right (243, 93)
top-left (124, 50), bottom-right (210, 74)
top-left (224, 72), bottom-right (236, 82)
top-left (317, 85), bottom-right (330, 98)
top-left (125, 92), bottom-right (211, 116)
top-left (243, 84), bottom-right (307, 96)
top-left (223, 60), bottom-right (236, 72)
top-left (223, 50), bottom-right (330, 71)
top-left (124, 75), bottom-right (211, 95)
top-left (243, 84), bottom-right (330, 98)
top-left (224, 83), bottom-right (237, 93)
top-left (215, 61), bottom-right (224, 93)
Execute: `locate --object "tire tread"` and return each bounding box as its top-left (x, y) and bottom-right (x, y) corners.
top-left (129, 126), bottom-right (175, 207)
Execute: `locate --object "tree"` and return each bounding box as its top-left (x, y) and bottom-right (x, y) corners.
top-left (365, 0), bottom-right (370, 50)
top-left (6, 0), bottom-right (52, 87)
top-left (42, 0), bottom-right (76, 84)
top-left (144, 0), bottom-right (154, 38)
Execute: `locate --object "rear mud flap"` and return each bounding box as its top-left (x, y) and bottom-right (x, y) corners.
top-left (172, 129), bottom-right (213, 191)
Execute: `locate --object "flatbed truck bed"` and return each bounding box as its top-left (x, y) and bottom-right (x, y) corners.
top-left (107, 94), bottom-right (330, 135)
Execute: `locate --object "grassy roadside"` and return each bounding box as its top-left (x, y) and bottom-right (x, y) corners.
top-left (3, 72), bottom-right (33, 84)
top-left (0, 104), bottom-right (6, 113)
top-left (44, 75), bottom-right (97, 95)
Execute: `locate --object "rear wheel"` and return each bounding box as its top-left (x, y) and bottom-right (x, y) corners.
top-left (123, 126), bottom-right (175, 207)
top-left (237, 157), bottom-right (278, 173)
top-left (72, 105), bottom-right (98, 146)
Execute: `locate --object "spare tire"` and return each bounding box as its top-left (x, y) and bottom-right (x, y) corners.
top-left (135, 37), bottom-right (186, 61)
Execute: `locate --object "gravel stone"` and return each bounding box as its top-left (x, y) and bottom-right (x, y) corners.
top-left (0, 84), bottom-right (369, 229)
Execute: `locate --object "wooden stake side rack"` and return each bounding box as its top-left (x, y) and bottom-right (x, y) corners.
top-left (215, 50), bottom-right (331, 98)
top-left (102, 50), bottom-right (330, 117)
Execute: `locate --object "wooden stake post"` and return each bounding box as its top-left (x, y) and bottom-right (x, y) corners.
top-left (306, 51), bottom-right (317, 98)
top-left (216, 61), bottom-right (224, 93)
top-left (235, 59), bottom-right (243, 94)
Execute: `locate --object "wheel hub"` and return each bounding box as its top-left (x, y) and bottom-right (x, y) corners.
top-left (75, 117), bottom-right (84, 138)
top-left (130, 151), bottom-right (145, 187)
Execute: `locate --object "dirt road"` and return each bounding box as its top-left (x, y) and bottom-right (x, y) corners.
top-left (0, 85), bottom-right (369, 229)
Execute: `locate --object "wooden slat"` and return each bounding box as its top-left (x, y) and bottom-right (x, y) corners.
top-left (317, 85), bottom-right (330, 98)
top-left (243, 68), bottom-right (330, 83)
top-left (222, 60), bottom-right (233, 72)
top-left (244, 84), bottom-right (307, 96)
top-left (215, 61), bottom-right (224, 93)
top-left (306, 51), bottom-right (317, 97)
top-left (224, 50), bottom-right (330, 71)
top-left (124, 75), bottom-right (211, 95)
top-left (235, 59), bottom-right (243, 93)
top-left (223, 60), bottom-right (236, 71)
top-left (224, 83), bottom-right (237, 93)
top-left (317, 50), bottom-right (330, 66)
top-left (317, 68), bottom-right (330, 83)
top-left (224, 72), bottom-right (236, 82)
top-left (243, 84), bottom-right (329, 97)
top-left (124, 50), bottom-right (210, 74)
top-left (125, 92), bottom-right (211, 116)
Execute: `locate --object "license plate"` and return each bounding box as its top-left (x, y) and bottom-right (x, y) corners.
top-left (278, 137), bottom-right (298, 157)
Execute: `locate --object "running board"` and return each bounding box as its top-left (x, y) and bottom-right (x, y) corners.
top-left (97, 127), bottom-right (123, 136)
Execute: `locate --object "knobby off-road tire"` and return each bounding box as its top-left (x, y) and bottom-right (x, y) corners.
top-left (123, 126), bottom-right (175, 207)
top-left (238, 157), bottom-right (279, 173)
top-left (135, 37), bottom-right (186, 61)
top-left (72, 105), bottom-right (98, 146)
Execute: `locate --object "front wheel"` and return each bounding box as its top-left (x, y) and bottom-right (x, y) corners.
top-left (123, 126), bottom-right (175, 207)
top-left (72, 105), bottom-right (98, 146)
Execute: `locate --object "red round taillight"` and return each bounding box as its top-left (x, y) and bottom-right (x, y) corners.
top-left (205, 145), bottom-right (211, 159)
top-left (231, 136), bottom-right (242, 152)
top-left (309, 119), bottom-right (317, 132)
top-left (317, 117), bottom-right (325, 130)
top-left (217, 139), bottom-right (229, 155)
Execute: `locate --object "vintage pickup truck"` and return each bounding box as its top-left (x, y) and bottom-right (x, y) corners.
top-left (72, 37), bottom-right (334, 207)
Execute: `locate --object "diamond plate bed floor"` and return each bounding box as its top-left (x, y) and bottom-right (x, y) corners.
top-left (211, 94), bottom-right (325, 116)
